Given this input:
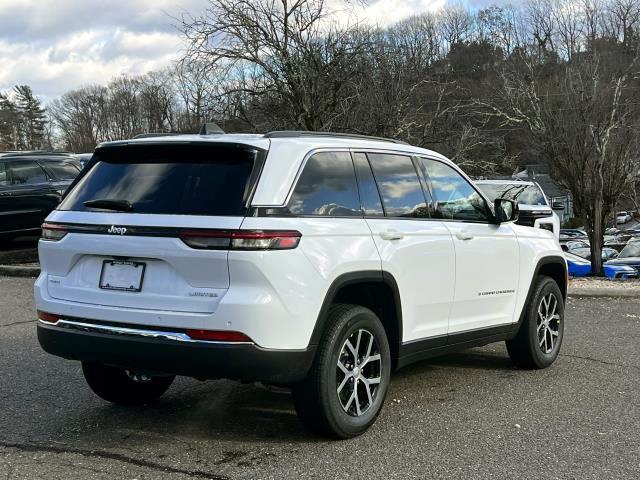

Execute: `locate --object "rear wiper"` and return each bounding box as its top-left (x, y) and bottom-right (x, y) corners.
top-left (83, 199), bottom-right (134, 212)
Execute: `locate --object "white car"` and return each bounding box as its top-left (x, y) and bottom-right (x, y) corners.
top-left (35, 131), bottom-right (567, 438)
top-left (616, 211), bottom-right (632, 224)
top-left (475, 180), bottom-right (561, 238)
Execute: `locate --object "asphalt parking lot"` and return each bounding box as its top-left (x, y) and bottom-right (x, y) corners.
top-left (0, 276), bottom-right (638, 479)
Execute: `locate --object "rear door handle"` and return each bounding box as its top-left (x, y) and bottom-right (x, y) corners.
top-left (380, 230), bottom-right (404, 241)
top-left (455, 231), bottom-right (474, 241)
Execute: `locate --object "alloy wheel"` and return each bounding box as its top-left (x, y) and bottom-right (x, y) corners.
top-left (537, 293), bottom-right (561, 354)
top-left (336, 329), bottom-right (382, 417)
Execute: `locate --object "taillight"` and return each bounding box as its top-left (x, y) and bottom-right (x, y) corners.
top-left (179, 230), bottom-right (301, 250)
top-left (186, 329), bottom-right (252, 342)
top-left (37, 311), bottom-right (59, 323)
top-left (41, 223), bottom-right (68, 241)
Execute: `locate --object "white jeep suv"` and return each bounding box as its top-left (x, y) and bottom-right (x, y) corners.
top-left (35, 131), bottom-right (567, 438)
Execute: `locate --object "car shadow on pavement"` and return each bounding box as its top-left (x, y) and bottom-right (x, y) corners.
top-left (65, 378), bottom-right (316, 446)
top-left (393, 349), bottom-right (516, 380)
top-left (44, 349), bottom-right (516, 447)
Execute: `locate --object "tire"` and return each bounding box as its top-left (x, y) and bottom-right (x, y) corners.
top-left (506, 275), bottom-right (565, 369)
top-left (292, 304), bottom-right (391, 439)
top-left (82, 362), bottom-right (175, 406)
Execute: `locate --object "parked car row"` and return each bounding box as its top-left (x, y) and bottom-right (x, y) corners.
top-left (565, 251), bottom-right (637, 279)
top-left (559, 227), bottom-right (640, 278)
top-left (0, 151), bottom-right (83, 241)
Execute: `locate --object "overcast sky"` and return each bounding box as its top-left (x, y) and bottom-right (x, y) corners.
top-left (0, 0), bottom-right (502, 103)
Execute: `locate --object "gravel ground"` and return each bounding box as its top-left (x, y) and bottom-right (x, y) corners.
top-left (570, 277), bottom-right (640, 290)
top-left (1, 276), bottom-right (639, 479)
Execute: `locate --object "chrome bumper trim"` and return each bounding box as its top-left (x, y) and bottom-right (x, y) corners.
top-left (38, 319), bottom-right (254, 345)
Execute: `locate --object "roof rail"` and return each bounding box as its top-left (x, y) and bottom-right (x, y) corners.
top-left (263, 131), bottom-right (408, 145)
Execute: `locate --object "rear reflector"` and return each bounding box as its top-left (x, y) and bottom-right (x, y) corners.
top-left (186, 329), bottom-right (253, 342)
top-left (37, 311), bottom-right (59, 323)
top-left (41, 223), bottom-right (68, 241)
top-left (180, 230), bottom-right (301, 250)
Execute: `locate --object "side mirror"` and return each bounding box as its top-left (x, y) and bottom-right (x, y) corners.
top-left (494, 198), bottom-right (519, 224)
top-left (552, 202), bottom-right (565, 210)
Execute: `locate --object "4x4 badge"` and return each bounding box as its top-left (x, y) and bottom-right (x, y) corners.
top-left (107, 225), bottom-right (127, 235)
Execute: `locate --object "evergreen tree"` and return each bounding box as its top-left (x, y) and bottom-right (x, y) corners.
top-left (13, 85), bottom-right (47, 150)
top-left (0, 92), bottom-right (18, 150)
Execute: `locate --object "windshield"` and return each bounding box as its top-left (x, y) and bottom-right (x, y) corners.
top-left (618, 243), bottom-right (640, 258)
top-left (565, 253), bottom-right (588, 264)
top-left (570, 248), bottom-right (591, 259)
top-left (59, 143), bottom-right (258, 216)
top-left (477, 183), bottom-right (547, 206)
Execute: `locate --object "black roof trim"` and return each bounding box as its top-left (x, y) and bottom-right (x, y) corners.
top-left (95, 140), bottom-right (267, 153)
top-left (263, 131), bottom-right (408, 145)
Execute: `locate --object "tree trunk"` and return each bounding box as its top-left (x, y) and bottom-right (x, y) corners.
top-left (589, 199), bottom-right (604, 276)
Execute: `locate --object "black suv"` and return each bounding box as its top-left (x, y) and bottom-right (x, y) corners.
top-left (0, 152), bottom-right (82, 241)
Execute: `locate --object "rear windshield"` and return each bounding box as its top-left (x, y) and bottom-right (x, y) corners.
top-left (59, 144), bottom-right (259, 216)
top-left (477, 183), bottom-right (547, 206)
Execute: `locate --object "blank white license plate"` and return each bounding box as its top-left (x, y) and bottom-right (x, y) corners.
top-left (99, 260), bottom-right (146, 292)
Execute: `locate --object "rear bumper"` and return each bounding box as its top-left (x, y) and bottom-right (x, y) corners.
top-left (37, 321), bottom-right (315, 386)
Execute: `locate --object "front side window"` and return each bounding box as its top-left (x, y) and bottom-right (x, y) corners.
top-left (288, 152), bottom-right (360, 216)
top-left (7, 161), bottom-right (48, 185)
top-left (367, 153), bottom-right (429, 218)
top-left (421, 158), bottom-right (489, 222)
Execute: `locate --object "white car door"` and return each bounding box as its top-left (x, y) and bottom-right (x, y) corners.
top-left (419, 157), bottom-right (520, 334)
top-left (355, 152), bottom-right (456, 343)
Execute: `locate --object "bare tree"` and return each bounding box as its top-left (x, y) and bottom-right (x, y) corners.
top-left (607, 0), bottom-right (640, 46)
top-left (50, 86), bottom-right (109, 152)
top-left (439, 2), bottom-right (474, 49)
top-left (180, 0), bottom-right (366, 131)
top-left (553, 0), bottom-right (585, 59)
top-left (473, 47), bottom-right (640, 274)
top-left (526, 0), bottom-right (556, 60)
top-left (175, 58), bottom-right (216, 130)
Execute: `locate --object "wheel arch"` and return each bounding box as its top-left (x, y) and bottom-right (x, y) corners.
top-left (308, 271), bottom-right (403, 367)
top-left (536, 255), bottom-right (568, 301)
top-left (512, 255), bottom-right (567, 336)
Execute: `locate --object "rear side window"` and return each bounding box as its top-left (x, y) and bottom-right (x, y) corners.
top-left (288, 152), bottom-right (360, 216)
top-left (367, 153), bottom-right (428, 218)
top-left (45, 161), bottom-right (80, 180)
top-left (7, 161), bottom-right (48, 185)
top-left (59, 144), bottom-right (259, 216)
top-left (421, 158), bottom-right (489, 222)
top-left (353, 153), bottom-right (383, 216)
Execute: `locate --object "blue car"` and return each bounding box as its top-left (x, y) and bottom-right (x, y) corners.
top-left (565, 252), bottom-right (638, 278)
